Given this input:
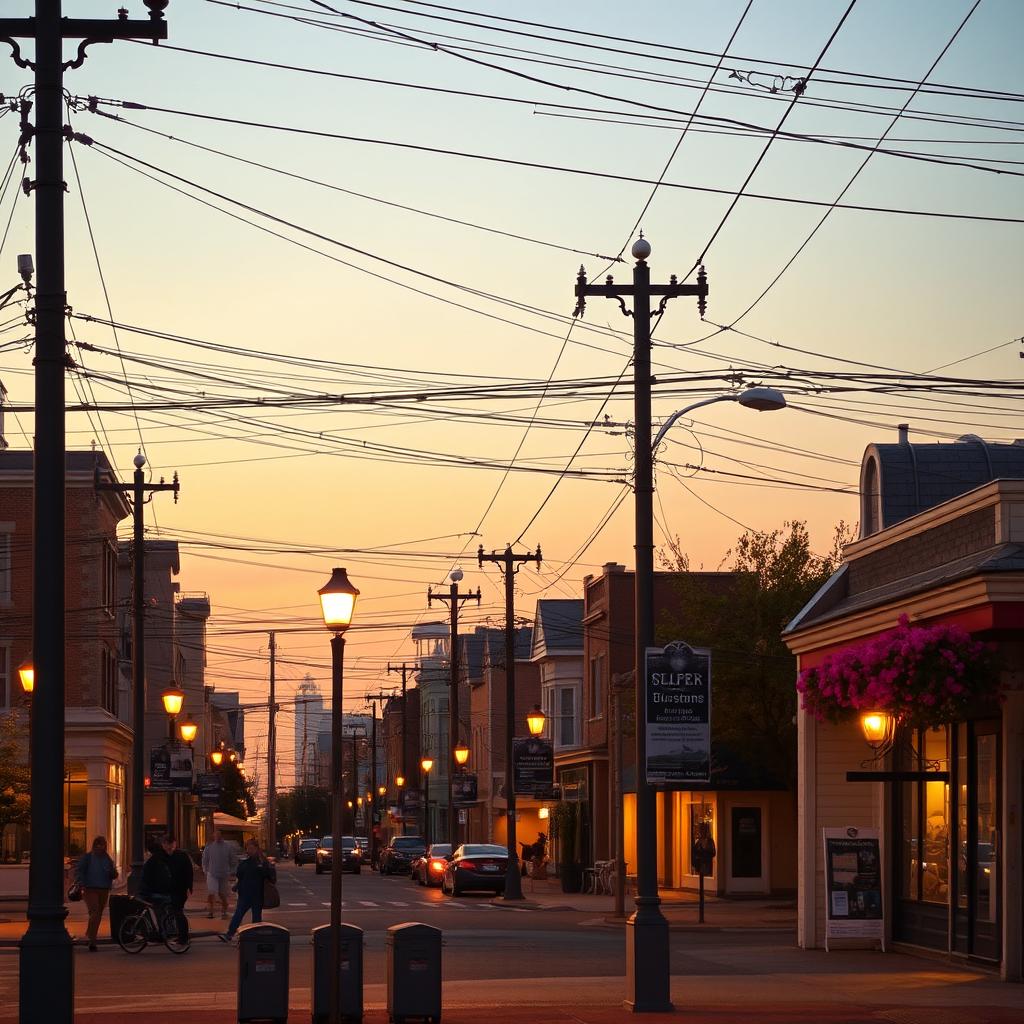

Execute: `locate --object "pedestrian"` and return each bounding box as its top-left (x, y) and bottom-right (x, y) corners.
top-left (139, 835), bottom-right (173, 905)
top-left (164, 835), bottom-right (194, 943)
top-left (76, 836), bottom-right (118, 952)
top-left (219, 838), bottom-right (276, 942)
top-left (201, 829), bottom-right (237, 920)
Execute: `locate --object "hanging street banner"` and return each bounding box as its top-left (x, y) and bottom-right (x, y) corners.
top-left (453, 771), bottom-right (478, 805)
top-left (149, 742), bottom-right (195, 792)
top-left (644, 641), bottom-right (711, 785)
top-left (823, 827), bottom-right (884, 948)
top-left (512, 736), bottom-right (554, 796)
top-left (196, 772), bottom-right (223, 807)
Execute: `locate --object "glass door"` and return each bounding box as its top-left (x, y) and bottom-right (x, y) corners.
top-left (970, 722), bottom-right (1000, 962)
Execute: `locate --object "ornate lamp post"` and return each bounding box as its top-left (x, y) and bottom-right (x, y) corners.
top-left (526, 705), bottom-right (546, 738)
top-left (318, 567), bottom-right (359, 1024)
top-left (420, 757), bottom-right (433, 846)
top-left (161, 687), bottom-right (185, 835)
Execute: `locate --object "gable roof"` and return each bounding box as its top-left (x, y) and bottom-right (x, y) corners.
top-left (531, 599), bottom-right (583, 658)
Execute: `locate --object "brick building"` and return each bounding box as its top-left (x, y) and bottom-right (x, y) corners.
top-left (785, 434), bottom-right (1024, 980)
top-left (0, 450), bottom-right (131, 870)
top-left (381, 686), bottom-right (420, 840)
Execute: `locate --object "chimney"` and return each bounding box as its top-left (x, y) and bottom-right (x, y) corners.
top-left (603, 562), bottom-right (626, 574)
top-left (897, 423), bottom-right (909, 445)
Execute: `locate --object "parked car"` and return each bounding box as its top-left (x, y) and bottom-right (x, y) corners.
top-left (411, 843), bottom-right (452, 887)
top-left (316, 835), bottom-right (361, 874)
top-left (295, 837), bottom-right (320, 866)
top-left (356, 837), bottom-right (371, 864)
top-left (379, 836), bottom-right (426, 875)
top-left (441, 844), bottom-right (509, 896)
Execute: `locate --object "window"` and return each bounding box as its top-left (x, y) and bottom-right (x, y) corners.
top-left (899, 725), bottom-right (950, 905)
top-left (0, 528), bottom-right (11, 605)
top-left (542, 684), bottom-right (580, 748)
top-left (101, 646), bottom-right (117, 716)
top-left (0, 644), bottom-right (9, 708)
top-left (101, 541), bottom-right (116, 616)
top-left (589, 655), bottom-right (604, 719)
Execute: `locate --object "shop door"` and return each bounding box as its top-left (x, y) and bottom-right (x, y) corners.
top-left (728, 806), bottom-right (766, 893)
top-left (969, 722), bottom-right (1000, 962)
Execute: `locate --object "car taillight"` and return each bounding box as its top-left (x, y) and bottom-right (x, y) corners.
top-left (459, 860), bottom-right (477, 870)
top-left (429, 860), bottom-right (444, 872)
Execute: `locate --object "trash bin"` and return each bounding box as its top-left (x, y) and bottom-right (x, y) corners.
top-left (311, 923), bottom-right (363, 1022)
top-left (386, 922), bottom-right (441, 1024)
top-left (237, 922), bottom-right (290, 1024)
top-left (108, 894), bottom-right (142, 943)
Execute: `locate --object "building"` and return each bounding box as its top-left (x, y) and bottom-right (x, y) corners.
top-left (382, 686), bottom-right (420, 839)
top-left (176, 591), bottom-right (211, 850)
top-left (210, 690), bottom-right (245, 759)
top-left (785, 433), bottom-right (1024, 981)
top-left (0, 450), bottom-right (131, 871)
top-left (294, 674), bottom-right (329, 787)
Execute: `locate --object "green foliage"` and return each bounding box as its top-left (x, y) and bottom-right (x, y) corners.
top-left (276, 786), bottom-right (331, 836)
top-left (551, 800), bottom-right (584, 865)
top-left (658, 520), bottom-right (851, 789)
top-left (0, 712), bottom-right (30, 834)
top-left (218, 759), bottom-right (256, 820)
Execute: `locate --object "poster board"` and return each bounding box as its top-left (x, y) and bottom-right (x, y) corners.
top-left (822, 826), bottom-right (885, 950)
top-left (644, 641), bottom-right (711, 785)
top-left (512, 736), bottom-right (554, 796)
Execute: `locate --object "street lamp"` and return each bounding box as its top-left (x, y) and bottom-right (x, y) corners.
top-left (526, 705), bottom-right (546, 737)
top-left (17, 657), bottom-right (34, 695)
top-left (160, 687), bottom-right (186, 836)
top-left (420, 757), bottom-right (433, 846)
top-left (318, 566), bottom-right (359, 1024)
top-left (860, 710), bottom-right (897, 754)
top-left (453, 743), bottom-right (470, 767)
top-left (161, 687), bottom-right (185, 717)
top-left (378, 785), bottom-right (387, 798)
top-left (210, 748), bottom-right (224, 768)
top-left (178, 720), bottom-right (198, 745)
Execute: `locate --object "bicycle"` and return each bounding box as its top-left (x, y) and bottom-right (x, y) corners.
top-left (117, 897), bottom-right (191, 954)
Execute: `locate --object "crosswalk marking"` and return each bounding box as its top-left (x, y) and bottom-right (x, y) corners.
top-left (358, 901), bottom-right (376, 906)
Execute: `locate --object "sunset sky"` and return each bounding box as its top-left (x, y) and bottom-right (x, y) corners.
top-left (1, 0), bottom-right (1021, 791)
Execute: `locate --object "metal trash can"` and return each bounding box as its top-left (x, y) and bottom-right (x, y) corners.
top-left (311, 923), bottom-right (363, 1022)
top-left (237, 922), bottom-right (290, 1024)
top-left (108, 894), bottom-right (142, 943)
top-left (386, 922), bottom-right (441, 1024)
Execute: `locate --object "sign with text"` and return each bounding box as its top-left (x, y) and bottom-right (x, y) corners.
top-left (823, 827), bottom-right (884, 944)
top-left (512, 736), bottom-right (554, 796)
top-left (453, 771), bottom-right (478, 805)
top-left (149, 743), bottom-right (195, 792)
top-left (644, 641), bottom-right (711, 785)
top-left (196, 772), bottom-right (223, 806)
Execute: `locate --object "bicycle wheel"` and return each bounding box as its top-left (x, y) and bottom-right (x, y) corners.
top-left (160, 906), bottom-right (191, 955)
top-left (118, 912), bottom-right (148, 954)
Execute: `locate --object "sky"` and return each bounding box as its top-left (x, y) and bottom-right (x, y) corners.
top-left (0, 0), bottom-right (1021, 793)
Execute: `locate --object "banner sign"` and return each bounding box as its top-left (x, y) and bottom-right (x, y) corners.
top-left (402, 789), bottom-right (423, 812)
top-left (453, 771), bottom-right (478, 805)
top-left (644, 641), bottom-right (711, 785)
top-left (196, 772), bottom-right (223, 806)
top-left (513, 736), bottom-right (554, 796)
top-left (149, 743), bottom-right (194, 792)
top-left (823, 827), bottom-right (884, 946)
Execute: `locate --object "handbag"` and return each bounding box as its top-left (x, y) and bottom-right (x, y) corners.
top-left (67, 881), bottom-right (83, 903)
top-left (263, 878), bottom-right (280, 909)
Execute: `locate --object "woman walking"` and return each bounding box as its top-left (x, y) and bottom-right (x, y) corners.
top-left (220, 839), bottom-right (275, 942)
top-left (77, 836), bottom-right (118, 951)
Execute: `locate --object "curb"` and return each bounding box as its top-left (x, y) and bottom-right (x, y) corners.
top-left (1, 928), bottom-right (221, 949)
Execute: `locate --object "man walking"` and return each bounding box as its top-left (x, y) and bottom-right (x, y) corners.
top-left (165, 836), bottom-right (194, 943)
top-left (202, 829), bottom-right (237, 920)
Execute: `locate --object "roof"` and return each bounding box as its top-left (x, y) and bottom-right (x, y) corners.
top-left (532, 599), bottom-right (583, 658)
top-left (865, 436), bottom-right (1024, 531)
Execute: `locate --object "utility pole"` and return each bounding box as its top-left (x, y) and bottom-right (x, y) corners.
top-left (427, 573), bottom-right (480, 847)
top-left (364, 690), bottom-right (396, 861)
top-left (387, 662), bottom-right (416, 835)
top-left (574, 234), bottom-right (708, 1013)
top-left (0, 6), bottom-right (170, 1021)
top-left (478, 544), bottom-right (541, 902)
top-left (267, 631), bottom-right (277, 855)
top-left (96, 451), bottom-right (178, 891)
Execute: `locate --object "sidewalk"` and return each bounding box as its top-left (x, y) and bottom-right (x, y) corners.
top-left (490, 877), bottom-right (797, 930)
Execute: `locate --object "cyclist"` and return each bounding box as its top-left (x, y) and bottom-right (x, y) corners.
top-left (165, 836), bottom-right (194, 944)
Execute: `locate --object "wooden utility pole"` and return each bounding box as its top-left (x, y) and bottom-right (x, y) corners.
top-left (0, 6), bottom-right (169, 1021)
top-left (427, 573), bottom-right (480, 847)
top-left (266, 631), bottom-right (277, 855)
top-left (387, 663), bottom-right (416, 834)
top-left (478, 544), bottom-right (541, 901)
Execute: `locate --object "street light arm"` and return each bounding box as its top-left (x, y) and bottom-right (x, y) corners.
top-left (652, 395), bottom-right (737, 453)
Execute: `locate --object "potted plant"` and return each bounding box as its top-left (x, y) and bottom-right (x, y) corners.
top-left (552, 801), bottom-right (584, 893)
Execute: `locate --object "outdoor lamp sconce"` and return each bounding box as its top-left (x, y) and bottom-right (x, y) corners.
top-left (161, 687), bottom-right (185, 717)
top-left (318, 566), bottom-right (360, 632)
top-left (229, 751), bottom-right (238, 763)
top-left (396, 775), bottom-right (405, 788)
top-left (178, 720), bottom-right (198, 744)
top-left (421, 757), bottom-right (433, 774)
top-left (210, 749), bottom-right (224, 767)
top-left (860, 710), bottom-right (897, 752)
top-left (526, 704), bottom-right (546, 737)
top-left (17, 657), bottom-right (34, 694)
top-left (378, 785), bottom-right (387, 796)
top-left (454, 743), bottom-right (470, 767)
top-left (539, 807), bottom-right (550, 820)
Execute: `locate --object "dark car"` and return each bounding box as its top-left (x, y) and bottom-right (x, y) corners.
top-left (316, 836), bottom-right (361, 875)
top-left (380, 836), bottom-right (426, 875)
top-left (411, 843), bottom-right (452, 887)
top-left (295, 837), bottom-right (320, 866)
top-left (441, 844), bottom-right (508, 896)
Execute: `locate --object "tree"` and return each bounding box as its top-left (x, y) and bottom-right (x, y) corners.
top-left (218, 759), bottom-right (256, 819)
top-left (276, 786), bottom-right (331, 837)
top-left (0, 713), bottom-right (31, 839)
top-left (658, 521), bottom-right (851, 789)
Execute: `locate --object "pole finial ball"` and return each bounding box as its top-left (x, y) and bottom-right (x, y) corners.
top-left (133, 452), bottom-right (146, 469)
top-left (631, 235), bottom-right (651, 261)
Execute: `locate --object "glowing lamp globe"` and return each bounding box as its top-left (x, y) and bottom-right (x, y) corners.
top-left (454, 743), bottom-right (470, 767)
top-left (161, 687), bottom-right (185, 717)
top-left (179, 720), bottom-right (198, 744)
top-left (210, 749), bottom-right (224, 767)
top-left (421, 757), bottom-right (433, 774)
top-left (860, 710), bottom-right (895, 750)
top-left (395, 775), bottom-right (405, 788)
top-left (18, 658), bottom-right (34, 694)
top-left (318, 567), bottom-right (360, 632)
top-left (378, 785), bottom-right (387, 796)
top-left (526, 704), bottom-right (546, 737)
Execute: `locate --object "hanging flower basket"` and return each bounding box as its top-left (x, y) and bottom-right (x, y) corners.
top-left (797, 615), bottom-right (999, 726)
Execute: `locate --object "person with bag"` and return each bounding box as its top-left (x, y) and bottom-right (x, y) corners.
top-left (76, 836), bottom-right (118, 952)
top-left (219, 839), bottom-right (276, 942)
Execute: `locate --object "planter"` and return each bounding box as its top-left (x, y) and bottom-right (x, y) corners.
top-left (560, 862), bottom-right (583, 893)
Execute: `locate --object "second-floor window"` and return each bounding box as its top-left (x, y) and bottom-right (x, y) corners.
top-left (101, 541), bottom-right (116, 616)
top-left (589, 655), bottom-right (604, 719)
top-left (0, 529), bottom-right (12, 605)
top-left (102, 647), bottom-right (118, 716)
top-left (543, 683), bottom-right (579, 748)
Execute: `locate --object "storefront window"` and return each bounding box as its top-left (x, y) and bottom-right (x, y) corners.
top-left (689, 801), bottom-right (714, 875)
top-left (900, 779), bottom-right (918, 899)
top-left (64, 769), bottom-right (88, 858)
top-left (898, 726), bottom-right (949, 905)
top-left (975, 733), bottom-right (997, 924)
top-left (957, 723), bottom-right (968, 910)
